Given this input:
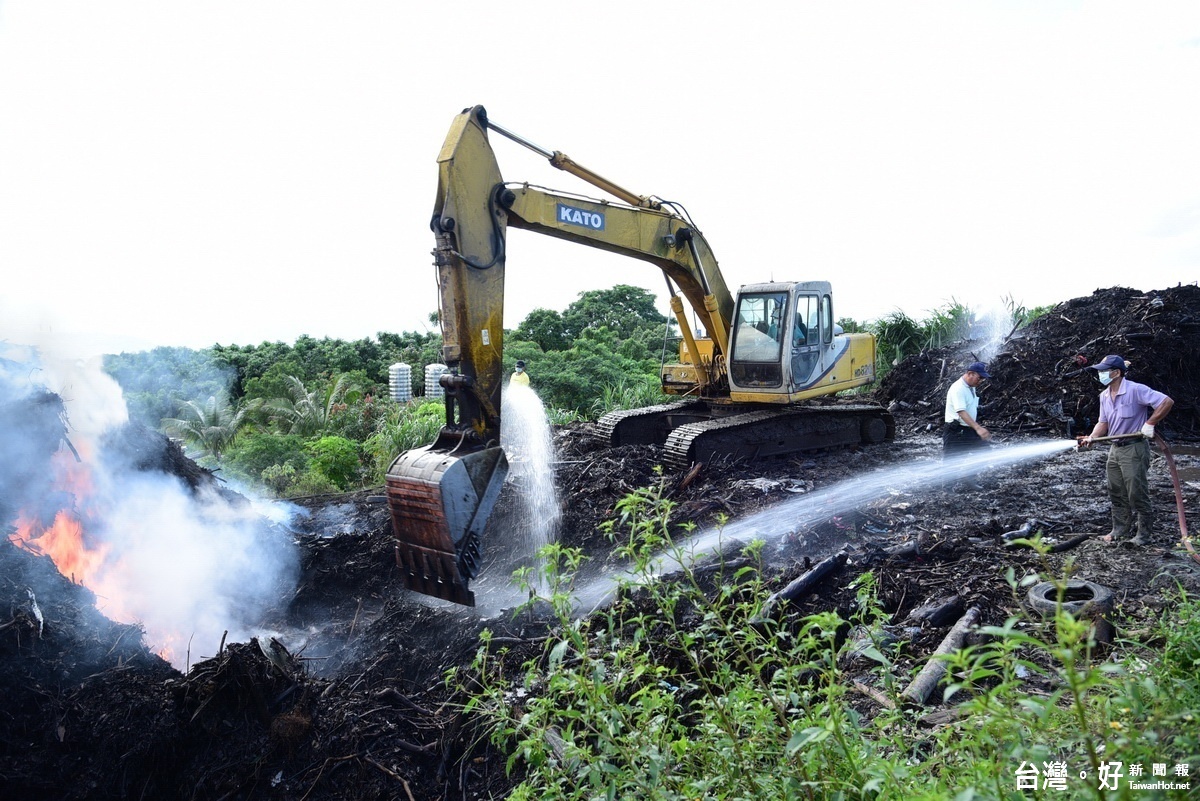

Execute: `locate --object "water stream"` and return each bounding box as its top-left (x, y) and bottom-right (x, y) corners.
top-left (471, 382), bottom-right (562, 612)
top-left (571, 437), bottom-right (1080, 614)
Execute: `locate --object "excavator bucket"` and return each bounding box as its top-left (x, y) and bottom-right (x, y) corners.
top-left (386, 443), bottom-right (509, 606)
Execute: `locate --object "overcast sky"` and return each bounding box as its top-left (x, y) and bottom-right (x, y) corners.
top-left (2, 1), bottom-right (1198, 358)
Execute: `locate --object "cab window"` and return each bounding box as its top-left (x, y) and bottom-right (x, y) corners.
top-left (793, 295), bottom-right (818, 347)
top-left (821, 294), bottom-right (834, 344)
top-left (731, 292), bottom-right (787, 362)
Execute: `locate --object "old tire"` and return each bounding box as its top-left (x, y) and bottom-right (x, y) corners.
top-left (1026, 580), bottom-right (1113, 618)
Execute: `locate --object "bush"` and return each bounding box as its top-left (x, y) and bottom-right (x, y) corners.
top-left (223, 433), bottom-right (309, 483)
top-left (305, 435), bottom-right (362, 491)
top-left (260, 462), bottom-right (298, 497)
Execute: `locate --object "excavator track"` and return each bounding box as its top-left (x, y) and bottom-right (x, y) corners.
top-left (662, 403), bottom-right (894, 470)
top-left (593, 400), bottom-right (710, 447)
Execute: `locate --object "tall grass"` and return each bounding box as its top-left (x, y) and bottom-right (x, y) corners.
top-left (870, 300), bottom-right (976, 382)
top-left (589, 375), bottom-right (672, 419)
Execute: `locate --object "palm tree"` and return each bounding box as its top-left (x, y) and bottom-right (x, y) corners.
top-left (161, 394), bottom-right (256, 461)
top-left (265, 374), bottom-right (360, 437)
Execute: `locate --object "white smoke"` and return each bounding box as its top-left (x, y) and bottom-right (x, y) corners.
top-left (0, 341), bottom-right (128, 438)
top-left (87, 471), bottom-right (297, 668)
top-left (1, 338), bottom-right (298, 671)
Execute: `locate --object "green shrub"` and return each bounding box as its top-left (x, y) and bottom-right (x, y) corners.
top-left (284, 470), bottom-right (340, 498)
top-left (224, 433), bottom-right (309, 482)
top-left (305, 435), bottom-right (361, 491)
top-left (260, 462), bottom-right (298, 497)
top-left (363, 400), bottom-right (446, 481)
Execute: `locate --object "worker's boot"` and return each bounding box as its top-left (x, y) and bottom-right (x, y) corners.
top-left (1107, 509), bottom-right (1132, 541)
top-left (1129, 513), bottom-right (1153, 547)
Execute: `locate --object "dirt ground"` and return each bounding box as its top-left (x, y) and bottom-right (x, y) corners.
top-left (3, 285), bottom-right (1199, 800)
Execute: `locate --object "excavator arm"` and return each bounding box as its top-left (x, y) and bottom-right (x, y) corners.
top-left (385, 106), bottom-right (895, 605)
top-left (384, 108), bottom-right (511, 606)
top-left (387, 105), bottom-right (736, 605)
top-left (501, 186), bottom-right (732, 358)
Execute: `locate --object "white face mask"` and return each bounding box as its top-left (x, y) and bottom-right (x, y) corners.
top-left (1098, 370), bottom-right (1113, 386)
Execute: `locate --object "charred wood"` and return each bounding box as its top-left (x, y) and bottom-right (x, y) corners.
top-left (753, 551), bottom-right (847, 621)
top-left (900, 606), bottom-right (981, 706)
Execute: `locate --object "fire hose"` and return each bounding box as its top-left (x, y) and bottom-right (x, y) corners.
top-left (1079, 433), bottom-right (1199, 565)
top-left (1153, 433), bottom-right (1200, 566)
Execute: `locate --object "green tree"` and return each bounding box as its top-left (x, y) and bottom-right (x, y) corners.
top-left (241, 359), bottom-right (308, 404)
top-left (561, 285), bottom-right (667, 341)
top-left (211, 340), bottom-right (292, 399)
top-left (515, 308), bottom-right (570, 352)
top-left (161, 394), bottom-right (256, 462)
top-left (265, 374), bottom-right (361, 437)
top-left (524, 329), bottom-right (660, 416)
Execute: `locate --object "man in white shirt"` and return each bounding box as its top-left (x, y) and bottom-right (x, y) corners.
top-left (943, 361), bottom-right (992, 456)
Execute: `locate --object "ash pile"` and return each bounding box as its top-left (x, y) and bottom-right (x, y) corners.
top-left (875, 284), bottom-right (1200, 439)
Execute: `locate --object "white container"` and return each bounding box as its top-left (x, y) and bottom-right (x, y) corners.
top-left (388, 363), bottom-right (412, 403)
top-left (424, 363), bottom-right (448, 399)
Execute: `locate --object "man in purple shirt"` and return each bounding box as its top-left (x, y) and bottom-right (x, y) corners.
top-left (1079, 354), bottom-right (1174, 546)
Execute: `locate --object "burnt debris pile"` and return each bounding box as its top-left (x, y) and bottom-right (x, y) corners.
top-left (876, 284), bottom-right (1200, 439)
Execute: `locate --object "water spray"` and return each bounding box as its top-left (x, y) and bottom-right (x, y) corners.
top-left (572, 437), bottom-right (1081, 614)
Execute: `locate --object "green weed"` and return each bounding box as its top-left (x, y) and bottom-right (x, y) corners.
top-left (456, 489), bottom-right (1200, 800)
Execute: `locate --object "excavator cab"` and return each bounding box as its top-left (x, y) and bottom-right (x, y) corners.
top-left (727, 282), bottom-right (877, 401)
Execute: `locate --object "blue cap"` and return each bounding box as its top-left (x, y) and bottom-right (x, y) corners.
top-left (1089, 355), bottom-right (1126, 372)
top-left (967, 361), bottom-right (991, 379)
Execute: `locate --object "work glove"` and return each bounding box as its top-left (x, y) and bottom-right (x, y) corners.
top-left (1141, 423), bottom-right (1155, 439)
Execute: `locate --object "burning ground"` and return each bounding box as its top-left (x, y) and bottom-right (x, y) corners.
top-left (2, 285), bottom-right (1200, 800)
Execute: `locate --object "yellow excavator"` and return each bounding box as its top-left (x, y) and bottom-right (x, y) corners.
top-left (386, 105), bottom-right (893, 605)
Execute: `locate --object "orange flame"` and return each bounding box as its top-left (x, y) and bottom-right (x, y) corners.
top-left (7, 449), bottom-right (167, 658)
top-left (10, 509), bottom-right (110, 586)
top-left (9, 451), bottom-right (110, 586)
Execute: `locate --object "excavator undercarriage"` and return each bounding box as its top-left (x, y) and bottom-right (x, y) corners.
top-left (596, 401), bottom-right (895, 469)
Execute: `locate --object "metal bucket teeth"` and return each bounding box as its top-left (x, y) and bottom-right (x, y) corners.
top-left (385, 444), bottom-right (507, 606)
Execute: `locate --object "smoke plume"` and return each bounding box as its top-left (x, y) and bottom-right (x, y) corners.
top-left (1, 340), bottom-right (298, 670)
